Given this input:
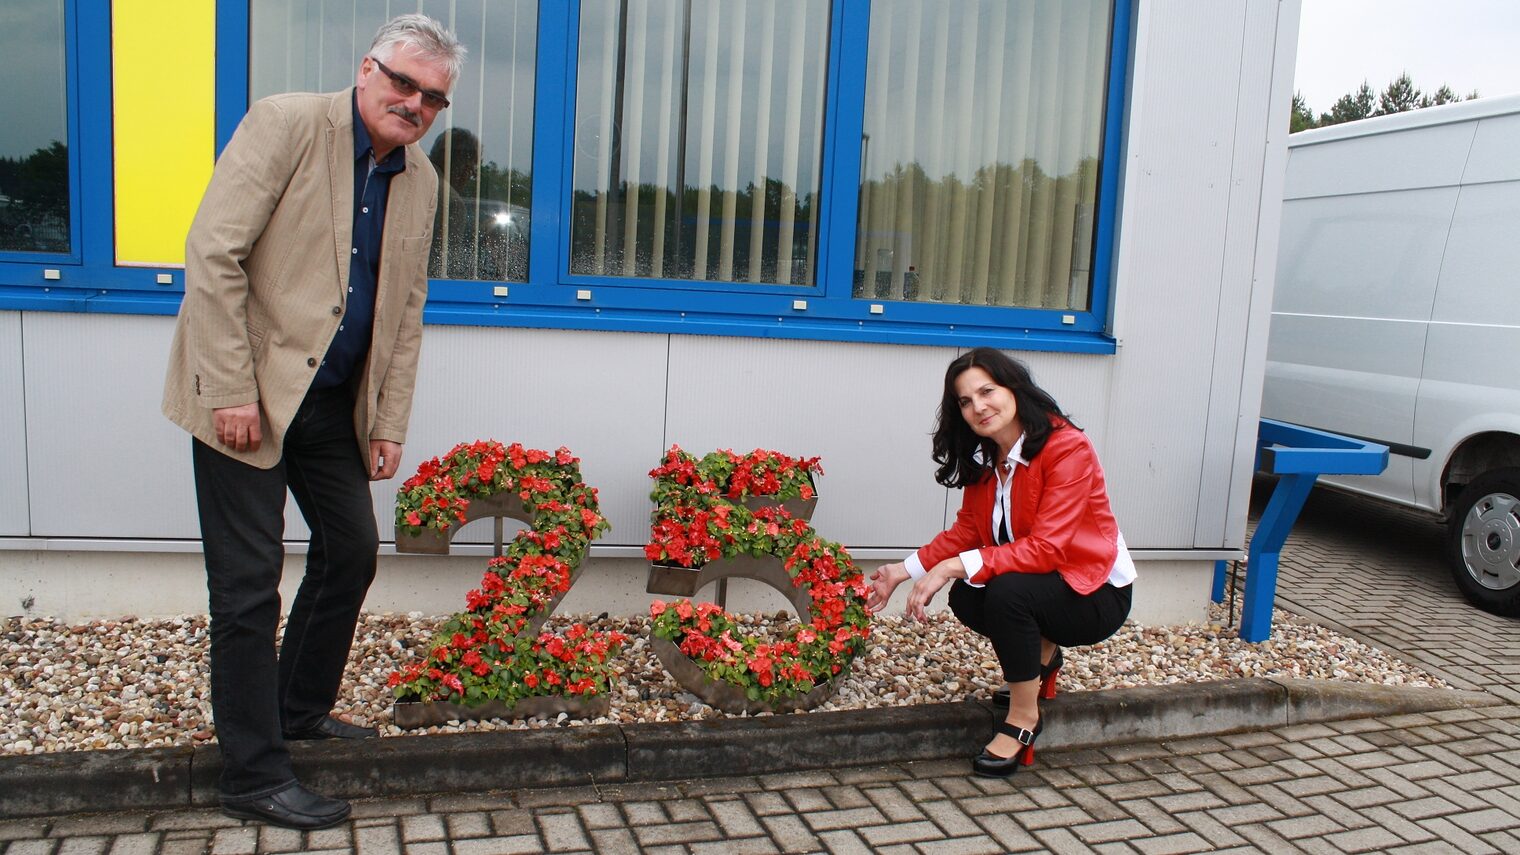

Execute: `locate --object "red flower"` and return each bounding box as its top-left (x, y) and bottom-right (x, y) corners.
top-left (389, 440), bottom-right (626, 707)
top-left (641, 446), bottom-right (869, 705)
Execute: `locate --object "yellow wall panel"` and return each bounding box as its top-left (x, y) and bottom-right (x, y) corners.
top-left (112, 0), bottom-right (215, 267)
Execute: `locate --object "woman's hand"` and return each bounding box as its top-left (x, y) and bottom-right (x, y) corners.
top-left (905, 557), bottom-right (966, 622)
top-left (866, 562), bottom-right (910, 613)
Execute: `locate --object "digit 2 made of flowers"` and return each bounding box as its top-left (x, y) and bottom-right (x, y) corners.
top-left (645, 447), bottom-right (873, 705)
top-left (388, 441), bottom-right (627, 710)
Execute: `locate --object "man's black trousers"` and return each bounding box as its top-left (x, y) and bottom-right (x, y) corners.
top-left (192, 385), bottom-right (378, 798)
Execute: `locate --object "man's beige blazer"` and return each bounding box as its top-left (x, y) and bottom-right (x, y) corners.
top-left (163, 89), bottom-right (438, 469)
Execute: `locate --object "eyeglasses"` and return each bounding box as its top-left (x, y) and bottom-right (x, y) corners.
top-left (370, 57), bottom-right (451, 111)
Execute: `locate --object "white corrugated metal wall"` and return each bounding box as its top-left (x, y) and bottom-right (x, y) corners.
top-left (0, 311), bottom-right (28, 537)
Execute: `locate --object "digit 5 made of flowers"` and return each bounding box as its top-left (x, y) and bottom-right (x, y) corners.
top-left (389, 441), bottom-right (627, 708)
top-left (645, 447), bottom-right (873, 706)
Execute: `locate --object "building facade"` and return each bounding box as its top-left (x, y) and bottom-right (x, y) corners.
top-left (0, 0), bottom-right (1301, 624)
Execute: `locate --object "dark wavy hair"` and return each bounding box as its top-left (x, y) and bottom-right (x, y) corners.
top-left (932, 348), bottom-right (1076, 488)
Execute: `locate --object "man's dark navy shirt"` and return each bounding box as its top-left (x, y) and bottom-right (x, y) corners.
top-left (312, 92), bottom-right (407, 390)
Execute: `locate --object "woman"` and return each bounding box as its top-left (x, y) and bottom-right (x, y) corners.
top-left (867, 347), bottom-right (1135, 777)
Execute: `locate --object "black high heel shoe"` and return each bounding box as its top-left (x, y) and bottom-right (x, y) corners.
top-left (972, 719), bottom-right (1042, 777)
top-left (992, 648), bottom-right (1063, 706)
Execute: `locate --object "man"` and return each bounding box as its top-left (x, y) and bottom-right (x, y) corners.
top-left (162, 15), bottom-right (465, 830)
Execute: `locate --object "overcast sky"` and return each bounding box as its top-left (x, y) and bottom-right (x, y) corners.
top-left (1294, 0), bottom-right (1520, 113)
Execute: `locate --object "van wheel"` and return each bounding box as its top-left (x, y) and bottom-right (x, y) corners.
top-left (1448, 468), bottom-right (1520, 617)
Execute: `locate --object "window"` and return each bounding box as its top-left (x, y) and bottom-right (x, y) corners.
top-left (570, 0), bottom-right (830, 286)
top-left (2, 0), bottom-right (1129, 352)
top-left (250, 0), bottom-right (537, 282)
top-left (855, 0), bottom-right (1112, 310)
top-left (0, 0), bottom-right (70, 255)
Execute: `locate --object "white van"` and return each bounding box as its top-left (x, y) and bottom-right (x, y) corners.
top-left (1263, 93), bottom-right (1520, 617)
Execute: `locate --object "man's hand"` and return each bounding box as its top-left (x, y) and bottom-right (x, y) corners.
top-left (213, 403), bottom-right (262, 452)
top-left (866, 562), bottom-right (910, 613)
top-left (370, 440), bottom-right (403, 481)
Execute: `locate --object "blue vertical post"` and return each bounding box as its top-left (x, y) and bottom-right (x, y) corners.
top-left (529, 1), bottom-right (575, 290)
top-left (1211, 559), bottom-right (1228, 603)
top-left (216, 0), bottom-right (252, 155)
top-left (1238, 472), bottom-right (1318, 642)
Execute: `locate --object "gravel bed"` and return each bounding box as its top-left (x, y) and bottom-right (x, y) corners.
top-left (0, 603), bottom-right (1449, 754)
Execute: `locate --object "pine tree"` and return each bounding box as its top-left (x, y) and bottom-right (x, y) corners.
top-left (1294, 75), bottom-right (1478, 133)
top-left (1429, 84), bottom-right (1460, 106)
top-left (1375, 72), bottom-right (1422, 115)
top-left (1317, 82), bottom-right (1376, 127)
top-left (1290, 92), bottom-right (1317, 133)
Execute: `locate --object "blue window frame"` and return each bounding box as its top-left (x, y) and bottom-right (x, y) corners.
top-left (0, 0), bottom-right (74, 263)
top-left (0, 0), bottom-right (185, 313)
top-left (1, 0), bottom-right (1132, 354)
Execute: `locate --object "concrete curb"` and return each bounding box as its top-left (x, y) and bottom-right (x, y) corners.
top-left (0, 678), bottom-right (1498, 819)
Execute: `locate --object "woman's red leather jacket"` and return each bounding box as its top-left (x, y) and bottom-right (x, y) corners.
top-left (913, 421), bottom-right (1121, 595)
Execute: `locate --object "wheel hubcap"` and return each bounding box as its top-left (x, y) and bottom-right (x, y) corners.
top-left (1461, 491), bottom-right (1520, 591)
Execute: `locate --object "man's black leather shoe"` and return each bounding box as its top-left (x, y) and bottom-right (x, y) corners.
top-left (221, 783), bottom-right (350, 830)
top-left (283, 715), bottom-right (379, 741)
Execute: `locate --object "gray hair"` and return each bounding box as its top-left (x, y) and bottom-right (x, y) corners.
top-left (369, 13), bottom-right (467, 84)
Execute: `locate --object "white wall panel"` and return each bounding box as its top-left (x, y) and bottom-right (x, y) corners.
top-left (1225, 0), bottom-right (1304, 550)
top-left (1105, 0), bottom-right (1247, 546)
top-left (24, 313), bottom-right (197, 538)
top-left (1016, 352), bottom-right (1179, 544)
top-left (1018, 353), bottom-right (1116, 457)
top-left (18, 319), bottom-right (671, 548)
top-left (1194, 0), bottom-right (1299, 549)
top-left (665, 336), bottom-right (948, 548)
top-left (0, 312), bottom-right (28, 536)
top-left (399, 326), bottom-right (669, 547)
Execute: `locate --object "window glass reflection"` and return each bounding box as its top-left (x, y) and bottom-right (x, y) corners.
top-left (856, 0), bottom-right (1112, 310)
top-left (251, 0), bottom-right (536, 282)
top-left (571, 0), bottom-right (830, 285)
top-left (0, 0), bottom-right (70, 255)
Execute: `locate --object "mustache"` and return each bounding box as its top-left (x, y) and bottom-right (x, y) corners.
top-left (387, 105), bottom-right (422, 127)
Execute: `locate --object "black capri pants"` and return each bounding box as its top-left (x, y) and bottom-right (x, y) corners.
top-left (948, 572), bottom-right (1132, 683)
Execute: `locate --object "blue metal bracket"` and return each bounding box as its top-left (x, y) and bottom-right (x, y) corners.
top-left (1213, 419), bottom-right (1389, 642)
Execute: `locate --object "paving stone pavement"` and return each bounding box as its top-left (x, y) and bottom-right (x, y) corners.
top-left (7, 485), bottom-right (1519, 854)
top-left (4, 702), bottom-right (1520, 854)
